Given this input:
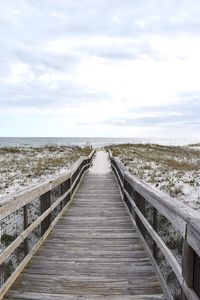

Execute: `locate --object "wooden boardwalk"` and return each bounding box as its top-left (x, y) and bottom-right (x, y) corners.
top-left (4, 152), bottom-right (164, 299)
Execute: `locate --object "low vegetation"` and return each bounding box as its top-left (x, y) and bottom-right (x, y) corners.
top-left (107, 143), bottom-right (200, 210)
top-left (0, 145), bottom-right (92, 196)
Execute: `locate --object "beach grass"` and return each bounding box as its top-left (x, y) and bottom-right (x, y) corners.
top-left (106, 143), bottom-right (200, 210)
top-left (0, 145), bottom-right (92, 196)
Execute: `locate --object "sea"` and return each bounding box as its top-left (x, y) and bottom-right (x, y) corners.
top-left (0, 137), bottom-right (199, 148)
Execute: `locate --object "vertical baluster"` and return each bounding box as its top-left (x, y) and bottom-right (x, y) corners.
top-left (59, 184), bottom-right (63, 211)
top-left (40, 191), bottom-right (51, 236)
top-left (153, 207), bottom-right (157, 259)
top-left (23, 205), bottom-right (28, 256)
top-left (182, 241), bottom-right (194, 299)
top-left (193, 251), bottom-right (200, 298)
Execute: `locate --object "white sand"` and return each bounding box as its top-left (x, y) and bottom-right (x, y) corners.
top-left (90, 151), bottom-right (111, 173)
top-left (0, 146), bottom-right (90, 197)
top-left (109, 144), bottom-right (200, 211)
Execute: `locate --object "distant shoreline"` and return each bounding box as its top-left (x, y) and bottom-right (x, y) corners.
top-left (0, 136), bottom-right (200, 148)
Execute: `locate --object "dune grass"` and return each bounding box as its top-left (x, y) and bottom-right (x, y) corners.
top-left (0, 145), bottom-right (92, 195)
top-left (106, 143), bottom-right (200, 209)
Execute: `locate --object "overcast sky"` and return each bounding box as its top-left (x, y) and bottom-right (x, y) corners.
top-left (0, 0), bottom-right (200, 138)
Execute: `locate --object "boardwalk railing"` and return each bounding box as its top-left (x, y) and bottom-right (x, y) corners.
top-left (109, 150), bottom-right (200, 300)
top-left (0, 150), bottom-right (95, 299)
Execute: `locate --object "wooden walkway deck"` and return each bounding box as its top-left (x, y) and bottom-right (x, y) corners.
top-left (4, 152), bottom-right (164, 299)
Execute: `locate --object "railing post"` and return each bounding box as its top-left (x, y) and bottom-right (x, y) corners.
top-left (23, 205), bottom-right (28, 255)
top-left (40, 191), bottom-right (51, 236)
top-left (70, 172), bottom-right (72, 200)
top-left (153, 207), bottom-right (158, 259)
top-left (87, 157), bottom-right (90, 168)
top-left (123, 175), bottom-right (135, 218)
top-left (70, 171), bottom-right (73, 200)
top-left (182, 240), bottom-right (194, 299)
top-left (122, 172), bottom-right (125, 203)
top-left (60, 184), bottom-right (63, 211)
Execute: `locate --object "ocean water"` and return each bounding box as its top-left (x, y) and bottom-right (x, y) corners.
top-left (0, 137), bottom-right (199, 147)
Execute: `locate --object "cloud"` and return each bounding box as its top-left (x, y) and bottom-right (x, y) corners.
top-left (0, 0), bottom-right (200, 137)
top-left (105, 98), bottom-right (200, 127)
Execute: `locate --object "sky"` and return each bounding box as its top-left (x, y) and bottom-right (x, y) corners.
top-left (0, 0), bottom-right (200, 138)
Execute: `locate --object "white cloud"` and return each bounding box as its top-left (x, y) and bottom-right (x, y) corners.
top-left (0, 0), bottom-right (200, 138)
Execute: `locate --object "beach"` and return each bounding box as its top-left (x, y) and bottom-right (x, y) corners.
top-left (107, 143), bottom-right (200, 211)
top-left (1, 141), bottom-right (200, 212)
top-left (0, 145), bottom-right (91, 200)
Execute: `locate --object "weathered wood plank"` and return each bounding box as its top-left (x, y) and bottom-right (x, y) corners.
top-left (187, 218), bottom-right (200, 257)
top-left (5, 291), bottom-right (165, 300)
top-left (4, 169), bottom-right (163, 299)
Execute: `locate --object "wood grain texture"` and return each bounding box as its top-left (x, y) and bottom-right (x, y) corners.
top-left (4, 172), bottom-right (163, 299)
top-left (187, 218), bottom-right (200, 257)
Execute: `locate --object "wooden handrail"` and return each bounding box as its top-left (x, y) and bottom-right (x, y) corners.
top-left (0, 150), bottom-right (95, 219)
top-left (0, 189), bottom-right (71, 266)
top-left (0, 149), bottom-right (95, 298)
top-left (109, 149), bottom-right (200, 300)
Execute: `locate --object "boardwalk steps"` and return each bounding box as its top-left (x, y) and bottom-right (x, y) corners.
top-left (4, 170), bottom-right (164, 299)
